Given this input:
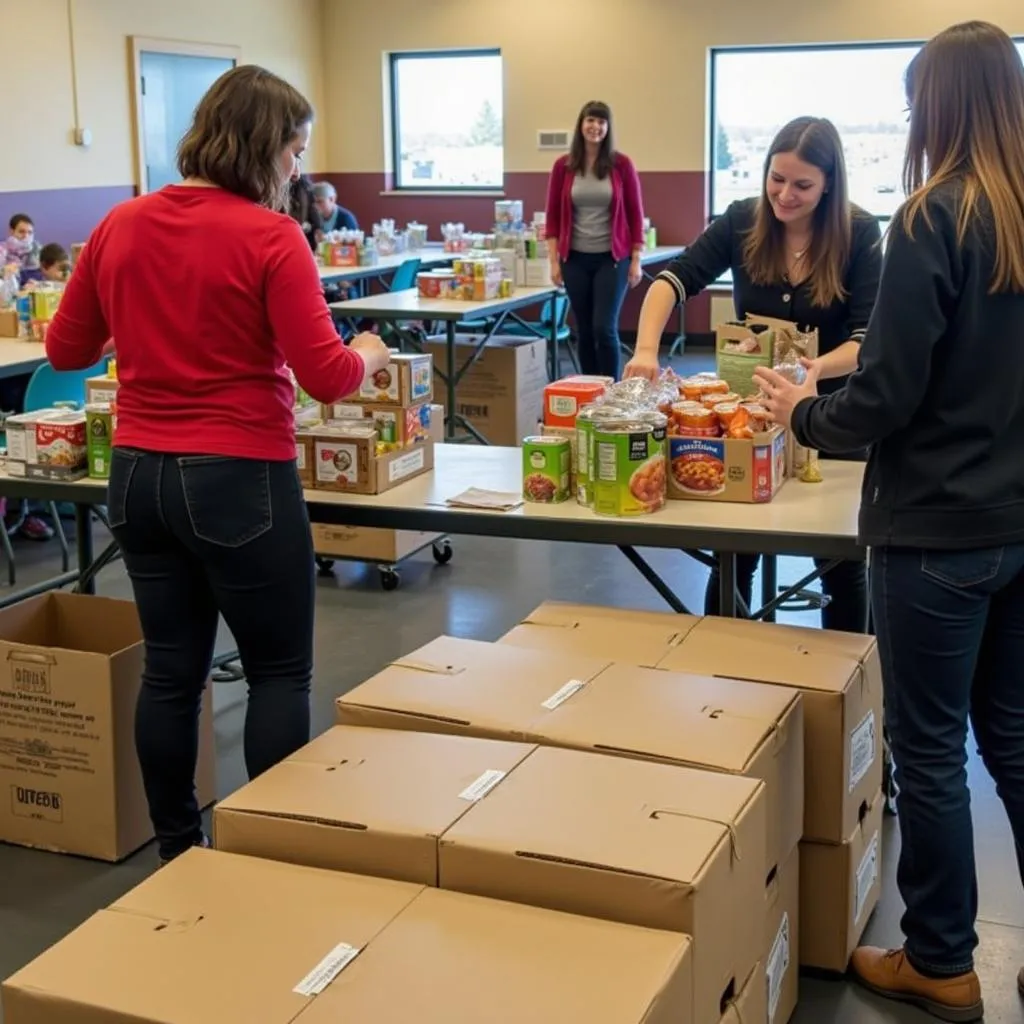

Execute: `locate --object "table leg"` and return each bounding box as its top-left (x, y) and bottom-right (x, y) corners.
top-left (445, 320), bottom-right (458, 442)
top-left (718, 553), bottom-right (738, 618)
top-left (75, 504), bottom-right (96, 596)
top-left (761, 554), bottom-right (778, 622)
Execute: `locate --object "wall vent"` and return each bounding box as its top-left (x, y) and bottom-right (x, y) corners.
top-left (537, 130), bottom-right (570, 150)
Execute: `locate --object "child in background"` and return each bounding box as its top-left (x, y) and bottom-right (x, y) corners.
top-left (5, 215), bottom-right (41, 284)
top-left (38, 243), bottom-right (71, 283)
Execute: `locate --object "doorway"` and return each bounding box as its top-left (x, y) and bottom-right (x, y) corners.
top-left (130, 39), bottom-right (239, 193)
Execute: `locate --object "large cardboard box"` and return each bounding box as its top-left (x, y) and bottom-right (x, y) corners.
top-left (337, 638), bottom-right (802, 877)
top-left (3, 848), bottom-right (695, 1024)
top-left (214, 726), bottom-right (534, 883)
top-left (0, 592), bottom-right (215, 861)
top-left (720, 962), bottom-right (768, 1024)
top-left (765, 848), bottom-right (800, 1024)
top-left (800, 791), bottom-right (884, 972)
top-left (425, 335), bottom-right (547, 446)
top-left (336, 636), bottom-right (612, 740)
top-left (499, 600), bottom-right (699, 667)
top-left (439, 745), bottom-right (766, 1024)
top-left (311, 524), bottom-right (442, 563)
top-left (661, 616), bottom-right (883, 845)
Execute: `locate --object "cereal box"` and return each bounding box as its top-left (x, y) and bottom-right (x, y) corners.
top-left (353, 353), bottom-right (433, 407)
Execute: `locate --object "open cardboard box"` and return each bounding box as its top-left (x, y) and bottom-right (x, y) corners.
top-left (668, 424), bottom-right (786, 503)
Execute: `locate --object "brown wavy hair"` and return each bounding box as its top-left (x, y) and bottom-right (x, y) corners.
top-left (902, 21), bottom-right (1024, 294)
top-left (567, 101), bottom-right (615, 180)
top-left (742, 116), bottom-right (851, 307)
top-left (177, 65), bottom-right (313, 211)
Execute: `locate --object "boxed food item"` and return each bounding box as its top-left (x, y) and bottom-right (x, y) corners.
top-left (7, 409), bottom-right (88, 480)
top-left (309, 423), bottom-right (434, 495)
top-left (417, 269), bottom-right (458, 299)
top-left (85, 403), bottom-right (114, 479)
top-left (214, 726), bottom-right (535, 883)
top-left (351, 352), bottom-right (433, 407)
top-left (715, 319), bottom-right (775, 397)
top-left (765, 849), bottom-right (800, 1024)
top-left (667, 424), bottom-right (787, 502)
top-left (0, 592), bottom-right (215, 861)
top-left (453, 256), bottom-right (503, 301)
top-left (800, 792), bottom-right (883, 972)
top-left (85, 374), bottom-right (119, 406)
top-left (439, 745), bottom-right (766, 1024)
top-left (661, 617), bottom-right (883, 845)
top-left (521, 435), bottom-right (570, 503)
top-left (495, 199), bottom-right (524, 227)
top-left (0, 308), bottom-right (19, 337)
top-left (326, 400), bottom-right (433, 452)
top-left (498, 600), bottom-right (698, 667)
top-left (542, 376), bottom-right (609, 429)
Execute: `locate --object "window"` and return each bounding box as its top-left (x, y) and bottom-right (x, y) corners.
top-left (388, 50), bottom-right (504, 191)
top-left (709, 40), bottom-right (1024, 222)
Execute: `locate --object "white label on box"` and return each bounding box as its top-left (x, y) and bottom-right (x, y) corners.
top-left (388, 447), bottom-right (425, 483)
top-left (766, 912), bottom-right (790, 1023)
top-left (541, 679), bottom-right (587, 710)
top-left (295, 443), bottom-right (306, 471)
top-left (330, 403), bottom-right (364, 421)
top-left (89, 387), bottom-right (118, 404)
top-left (849, 709), bottom-right (877, 793)
top-left (458, 769), bottom-right (507, 802)
top-left (548, 395), bottom-right (578, 419)
top-left (855, 831), bottom-right (880, 925)
top-left (293, 943), bottom-right (362, 996)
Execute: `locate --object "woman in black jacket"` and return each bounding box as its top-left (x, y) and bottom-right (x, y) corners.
top-left (757, 21), bottom-right (1024, 1023)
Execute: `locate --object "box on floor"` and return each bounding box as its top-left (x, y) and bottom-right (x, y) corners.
top-left (336, 635), bottom-right (803, 878)
top-left (423, 335), bottom-right (546, 446)
top-left (800, 790), bottom-right (884, 972)
top-left (765, 848), bottom-right (800, 1024)
top-left (1, 848), bottom-right (695, 1024)
top-left (719, 961), bottom-right (768, 1024)
top-left (0, 592), bottom-right (215, 861)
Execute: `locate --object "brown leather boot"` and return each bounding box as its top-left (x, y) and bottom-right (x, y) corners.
top-left (850, 947), bottom-right (983, 1022)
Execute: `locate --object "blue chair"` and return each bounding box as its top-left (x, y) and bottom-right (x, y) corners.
top-left (388, 257), bottom-right (421, 292)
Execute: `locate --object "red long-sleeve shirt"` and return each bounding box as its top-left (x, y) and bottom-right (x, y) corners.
top-left (46, 185), bottom-right (365, 461)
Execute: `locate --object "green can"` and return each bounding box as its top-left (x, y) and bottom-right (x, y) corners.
top-left (522, 435), bottom-right (571, 503)
top-left (86, 403), bottom-right (114, 480)
top-left (576, 404), bottom-right (625, 507)
top-left (592, 413), bottom-right (668, 517)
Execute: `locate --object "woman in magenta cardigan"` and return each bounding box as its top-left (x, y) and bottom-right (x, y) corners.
top-left (545, 101), bottom-right (645, 379)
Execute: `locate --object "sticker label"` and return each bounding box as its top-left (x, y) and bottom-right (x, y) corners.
top-left (458, 769), bottom-right (507, 802)
top-left (849, 710), bottom-right (877, 793)
top-left (388, 447), bottom-right (425, 483)
top-left (293, 943), bottom-right (362, 996)
top-left (766, 912), bottom-right (790, 1023)
top-left (855, 832), bottom-right (880, 925)
top-left (541, 680), bottom-right (587, 710)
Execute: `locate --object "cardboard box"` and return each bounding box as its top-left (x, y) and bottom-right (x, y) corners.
top-left (800, 791), bottom-right (883, 972)
top-left (765, 848), bottom-right (800, 1024)
top-left (425, 335), bottom-right (547, 447)
top-left (0, 592), bottom-right (215, 861)
top-left (310, 426), bottom-right (434, 495)
top-left (311, 524), bottom-right (442, 563)
top-left (295, 431), bottom-right (314, 487)
top-left (85, 374), bottom-right (119, 406)
top-left (0, 308), bottom-right (19, 338)
top-left (715, 319), bottom-right (775, 398)
top-left (337, 636), bottom-right (612, 741)
top-left (3, 848), bottom-right (695, 1024)
top-left (439, 745), bottom-right (766, 1024)
top-left (499, 600), bottom-right (698, 667)
top-left (325, 400), bottom-right (434, 449)
top-left (214, 726), bottom-right (534, 883)
top-left (350, 351), bottom-right (433, 407)
top-left (7, 409), bottom-right (89, 481)
top-left (338, 637), bottom-right (802, 877)
top-left (661, 617), bottom-right (883, 844)
top-left (668, 425), bottom-right (787, 503)
top-left (720, 962), bottom-right (769, 1024)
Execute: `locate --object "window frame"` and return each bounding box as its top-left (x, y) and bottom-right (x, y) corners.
top-left (387, 47), bottom-right (504, 193)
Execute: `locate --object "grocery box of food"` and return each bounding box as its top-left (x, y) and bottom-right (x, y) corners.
top-left (542, 376), bottom-right (609, 429)
top-left (453, 256), bottom-right (503, 301)
top-left (800, 791), bottom-right (883, 972)
top-left (326, 399), bottom-right (433, 451)
top-left (351, 352), bottom-right (433, 407)
top-left (765, 849), bottom-right (800, 1024)
top-left (309, 423), bottom-right (434, 495)
top-left (499, 600), bottom-right (698, 667)
top-left (668, 425), bottom-right (786, 503)
top-left (661, 617), bottom-right (883, 845)
top-left (215, 726), bottom-right (535, 883)
top-left (16, 410), bottom-right (89, 481)
top-left (85, 374), bottom-right (119, 406)
top-left (438, 745), bottom-right (766, 1024)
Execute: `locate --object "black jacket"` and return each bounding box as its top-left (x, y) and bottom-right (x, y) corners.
top-left (793, 182), bottom-right (1024, 550)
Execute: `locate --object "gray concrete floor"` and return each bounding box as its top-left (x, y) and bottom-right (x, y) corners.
top-left (2, 355), bottom-right (1024, 1021)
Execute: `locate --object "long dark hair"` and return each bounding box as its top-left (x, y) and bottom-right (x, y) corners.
top-left (742, 116), bottom-right (852, 307)
top-left (567, 101), bottom-right (615, 179)
top-left (903, 21), bottom-right (1024, 293)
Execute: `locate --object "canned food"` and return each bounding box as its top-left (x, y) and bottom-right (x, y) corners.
top-left (741, 402), bottom-right (771, 432)
top-left (680, 377), bottom-right (704, 402)
top-left (575, 404), bottom-right (626, 506)
top-left (592, 418), bottom-right (667, 516)
top-left (669, 402), bottom-right (719, 438)
top-left (714, 402), bottom-right (741, 430)
top-left (522, 435), bottom-right (571, 503)
top-left (702, 391), bottom-right (741, 409)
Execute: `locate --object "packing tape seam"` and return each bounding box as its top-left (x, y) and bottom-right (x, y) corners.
top-left (649, 808), bottom-right (742, 862)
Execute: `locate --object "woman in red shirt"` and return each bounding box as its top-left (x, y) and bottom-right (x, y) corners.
top-left (545, 101), bottom-right (645, 379)
top-left (45, 65), bottom-right (390, 864)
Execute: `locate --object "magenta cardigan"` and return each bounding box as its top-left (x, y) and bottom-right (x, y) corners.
top-left (544, 152), bottom-right (645, 261)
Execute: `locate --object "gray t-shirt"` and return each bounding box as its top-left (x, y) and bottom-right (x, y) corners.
top-left (571, 170), bottom-right (613, 254)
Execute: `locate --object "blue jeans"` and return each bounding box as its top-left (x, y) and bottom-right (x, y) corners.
top-left (873, 544), bottom-right (1024, 975)
top-left (109, 449), bottom-right (316, 860)
top-left (560, 250), bottom-right (630, 380)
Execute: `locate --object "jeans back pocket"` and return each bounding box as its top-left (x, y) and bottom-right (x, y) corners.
top-left (108, 448), bottom-right (142, 529)
top-left (921, 547), bottom-right (1004, 589)
top-left (178, 457), bottom-right (272, 548)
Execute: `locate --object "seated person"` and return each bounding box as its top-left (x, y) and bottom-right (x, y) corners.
top-left (312, 182), bottom-right (358, 234)
top-left (287, 173), bottom-right (322, 252)
top-left (38, 243), bottom-right (71, 282)
top-left (5, 214), bottom-right (42, 285)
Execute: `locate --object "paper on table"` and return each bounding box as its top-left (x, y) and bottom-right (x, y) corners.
top-left (445, 487), bottom-right (523, 512)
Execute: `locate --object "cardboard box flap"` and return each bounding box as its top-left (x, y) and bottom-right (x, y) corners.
top-left (217, 726), bottom-right (534, 836)
top-left (666, 617), bottom-right (877, 694)
top-left (545, 664), bottom-right (798, 774)
top-left (300, 886), bottom-right (693, 1024)
top-left (0, 591), bottom-right (142, 657)
top-left (337, 636), bottom-right (610, 734)
top-left (443, 746), bottom-right (763, 884)
top-left (2, 849), bottom-right (421, 1024)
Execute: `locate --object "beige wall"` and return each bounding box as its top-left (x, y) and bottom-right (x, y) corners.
top-left (0, 0), bottom-right (326, 193)
top-left (324, 0), bottom-right (1024, 173)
